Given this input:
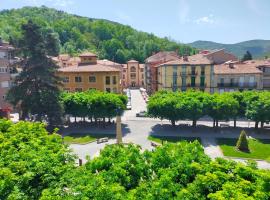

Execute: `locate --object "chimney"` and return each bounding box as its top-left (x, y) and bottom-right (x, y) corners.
top-left (229, 63), bottom-right (234, 68)
top-left (183, 55), bottom-right (188, 62)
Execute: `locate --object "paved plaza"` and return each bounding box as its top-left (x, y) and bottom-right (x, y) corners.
top-left (64, 89), bottom-right (270, 168)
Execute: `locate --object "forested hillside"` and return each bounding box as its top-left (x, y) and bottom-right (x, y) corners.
top-left (0, 6), bottom-right (197, 63)
top-left (189, 40), bottom-right (270, 59)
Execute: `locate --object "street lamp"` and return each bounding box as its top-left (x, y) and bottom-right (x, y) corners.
top-left (116, 107), bottom-right (122, 144)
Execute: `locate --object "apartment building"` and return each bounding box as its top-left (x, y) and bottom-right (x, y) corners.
top-left (157, 49), bottom-right (237, 93)
top-left (122, 60), bottom-right (145, 88)
top-left (145, 51), bottom-right (179, 94)
top-left (0, 38), bottom-right (17, 111)
top-left (214, 61), bottom-right (263, 93)
top-left (57, 52), bottom-right (121, 93)
top-left (246, 59), bottom-right (270, 90)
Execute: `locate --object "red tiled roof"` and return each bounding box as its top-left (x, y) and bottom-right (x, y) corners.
top-left (214, 63), bottom-right (262, 74)
top-left (145, 51), bottom-right (179, 63)
top-left (79, 52), bottom-right (97, 57)
top-left (58, 64), bottom-right (120, 73)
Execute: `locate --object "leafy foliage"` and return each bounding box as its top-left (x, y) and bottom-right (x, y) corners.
top-left (0, 6), bottom-right (197, 63)
top-left (242, 50), bottom-right (253, 61)
top-left (236, 130), bottom-right (250, 152)
top-left (148, 90), bottom-right (270, 128)
top-left (61, 90), bottom-right (127, 120)
top-left (1, 119), bottom-right (270, 199)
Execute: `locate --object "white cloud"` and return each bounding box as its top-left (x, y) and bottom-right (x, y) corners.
top-left (178, 0), bottom-right (190, 24)
top-left (194, 14), bottom-right (215, 25)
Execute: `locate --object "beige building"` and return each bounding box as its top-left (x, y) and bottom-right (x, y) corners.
top-left (157, 49), bottom-right (237, 93)
top-left (122, 60), bottom-right (145, 88)
top-left (214, 61), bottom-right (263, 93)
top-left (56, 53), bottom-right (121, 93)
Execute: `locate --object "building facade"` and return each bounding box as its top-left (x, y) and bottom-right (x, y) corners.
top-left (0, 38), bottom-right (17, 110)
top-left (57, 53), bottom-right (121, 93)
top-left (145, 51), bottom-right (179, 94)
top-left (157, 49), bottom-right (237, 93)
top-left (214, 61), bottom-right (263, 93)
top-left (122, 60), bottom-right (145, 88)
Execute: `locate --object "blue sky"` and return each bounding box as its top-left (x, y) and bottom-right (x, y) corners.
top-left (1, 0), bottom-right (270, 44)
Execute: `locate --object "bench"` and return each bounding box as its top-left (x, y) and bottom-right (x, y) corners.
top-left (97, 137), bottom-right (109, 144)
top-left (220, 123), bottom-right (230, 128)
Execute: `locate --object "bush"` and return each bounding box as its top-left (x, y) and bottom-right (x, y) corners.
top-left (236, 130), bottom-right (250, 152)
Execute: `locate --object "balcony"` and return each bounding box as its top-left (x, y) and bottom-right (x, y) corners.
top-left (185, 83), bottom-right (207, 88)
top-left (180, 72), bottom-right (198, 76)
top-left (218, 82), bottom-right (257, 88)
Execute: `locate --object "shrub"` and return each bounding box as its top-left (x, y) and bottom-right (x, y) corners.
top-left (236, 130), bottom-right (250, 152)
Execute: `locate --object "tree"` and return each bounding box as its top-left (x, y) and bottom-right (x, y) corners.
top-left (242, 51), bottom-right (252, 61)
top-left (7, 20), bottom-right (63, 126)
top-left (236, 130), bottom-right (249, 152)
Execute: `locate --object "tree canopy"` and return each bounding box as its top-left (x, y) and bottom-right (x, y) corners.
top-left (147, 90), bottom-right (270, 128)
top-left (7, 20), bottom-right (63, 126)
top-left (0, 6), bottom-right (197, 63)
top-left (1, 119), bottom-right (270, 199)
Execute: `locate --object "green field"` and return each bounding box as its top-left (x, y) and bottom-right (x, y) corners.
top-left (148, 135), bottom-right (201, 144)
top-left (64, 133), bottom-right (114, 144)
top-left (218, 138), bottom-right (270, 162)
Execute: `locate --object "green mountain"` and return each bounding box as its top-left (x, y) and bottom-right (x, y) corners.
top-left (189, 40), bottom-right (270, 59)
top-left (0, 6), bottom-right (196, 63)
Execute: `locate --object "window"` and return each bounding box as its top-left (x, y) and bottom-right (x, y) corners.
top-left (140, 68), bottom-right (144, 72)
top-left (200, 77), bottom-right (205, 87)
top-left (201, 66), bottom-right (205, 76)
top-left (142, 74), bottom-right (144, 79)
top-left (1, 81), bottom-right (9, 88)
top-left (239, 77), bottom-right (244, 87)
top-left (75, 76), bottom-right (82, 83)
top-left (142, 81), bottom-right (144, 85)
top-left (89, 76), bottom-right (96, 83)
top-left (113, 76), bottom-right (117, 84)
top-left (63, 77), bottom-right (69, 83)
top-left (249, 76), bottom-right (255, 87)
top-left (219, 89), bottom-right (225, 93)
top-left (130, 73), bottom-right (136, 79)
top-left (105, 76), bottom-right (110, 85)
top-left (191, 77), bottom-right (196, 87)
top-left (123, 74), bottom-right (125, 79)
top-left (230, 78), bottom-right (234, 86)
top-left (191, 67), bottom-right (196, 75)
top-left (220, 78), bottom-right (224, 86)
top-left (173, 72), bottom-right (177, 85)
top-left (106, 88), bottom-right (111, 93)
top-left (75, 88), bottom-right (82, 92)
top-left (130, 66), bottom-right (136, 72)
top-left (123, 69), bottom-right (126, 72)
top-left (0, 67), bottom-right (7, 73)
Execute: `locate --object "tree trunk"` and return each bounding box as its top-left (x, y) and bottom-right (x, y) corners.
top-left (109, 118), bottom-right (111, 124)
top-left (255, 121), bottom-right (259, 129)
top-left (192, 120), bottom-right (197, 127)
top-left (83, 117), bottom-right (86, 122)
top-left (90, 117), bottom-right (92, 123)
top-left (213, 120), bottom-right (215, 127)
top-left (171, 120), bottom-right (176, 127)
top-left (234, 118), bottom-right (237, 128)
top-left (216, 120), bottom-right (219, 127)
top-left (261, 121), bottom-right (264, 128)
top-left (74, 116), bottom-right (77, 123)
top-left (103, 117), bottom-right (105, 128)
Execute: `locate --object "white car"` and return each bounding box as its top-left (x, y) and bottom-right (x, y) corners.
top-left (126, 102), bottom-right (132, 110)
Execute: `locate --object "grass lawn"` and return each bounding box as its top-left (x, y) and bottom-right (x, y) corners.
top-left (218, 138), bottom-right (270, 162)
top-left (64, 133), bottom-right (114, 144)
top-left (148, 135), bottom-right (201, 144)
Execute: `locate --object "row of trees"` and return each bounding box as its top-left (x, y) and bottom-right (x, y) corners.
top-left (147, 90), bottom-right (270, 128)
top-left (0, 6), bottom-right (197, 63)
top-left (61, 90), bottom-right (127, 123)
top-left (1, 119), bottom-right (269, 199)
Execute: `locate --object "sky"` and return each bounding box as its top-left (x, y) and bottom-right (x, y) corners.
top-left (0, 0), bottom-right (270, 44)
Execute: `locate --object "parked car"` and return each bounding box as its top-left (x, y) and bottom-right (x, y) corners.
top-left (126, 102), bottom-right (132, 110)
top-left (136, 111), bottom-right (147, 117)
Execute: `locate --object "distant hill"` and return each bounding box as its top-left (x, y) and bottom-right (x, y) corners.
top-left (0, 6), bottom-right (196, 63)
top-left (189, 40), bottom-right (270, 59)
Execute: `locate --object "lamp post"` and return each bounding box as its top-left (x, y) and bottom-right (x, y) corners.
top-left (116, 107), bottom-right (122, 144)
